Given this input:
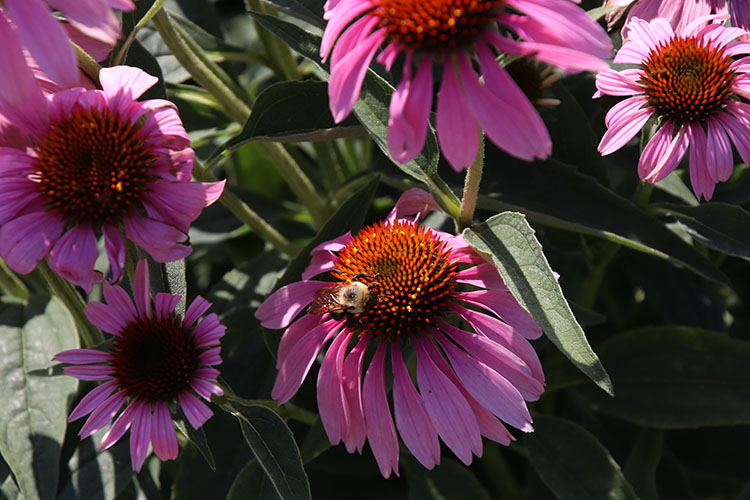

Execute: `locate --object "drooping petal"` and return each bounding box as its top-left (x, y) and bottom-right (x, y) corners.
top-left (341, 336), bottom-right (367, 453)
top-left (47, 223), bottom-right (98, 292)
top-left (53, 349), bottom-right (112, 365)
top-left (362, 342), bottom-right (399, 478)
top-left (129, 401), bottom-right (153, 472)
top-left (67, 380), bottom-right (118, 422)
top-left (102, 224), bottom-right (125, 283)
top-left (387, 57), bottom-right (433, 164)
top-left (0, 211), bottom-right (64, 274)
top-left (133, 259), bottom-right (152, 318)
top-left (178, 390), bottom-right (214, 429)
top-left (687, 122), bottom-right (715, 201)
top-left (638, 122), bottom-right (690, 183)
top-left (151, 401), bottom-right (179, 461)
top-left (123, 215), bottom-right (192, 263)
top-left (99, 66), bottom-right (158, 110)
top-left (436, 56), bottom-right (479, 170)
top-left (317, 330), bottom-right (351, 445)
top-left (255, 281), bottom-right (328, 329)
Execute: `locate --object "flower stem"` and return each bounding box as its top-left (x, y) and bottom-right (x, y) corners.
top-left (0, 259), bottom-right (29, 302)
top-left (458, 135), bottom-right (485, 231)
top-left (153, 8), bottom-right (329, 226)
top-left (38, 261), bottom-right (102, 348)
top-left (193, 160), bottom-right (299, 256)
top-left (244, 0), bottom-right (300, 81)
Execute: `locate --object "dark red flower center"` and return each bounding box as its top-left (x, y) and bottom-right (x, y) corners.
top-left (35, 105), bottom-right (155, 227)
top-left (332, 220), bottom-right (457, 339)
top-left (640, 35), bottom-right (736, 122)
top-left (373, 0), bottom-right (503, 51)
top-left (110, 313), bottom-right (200, 402)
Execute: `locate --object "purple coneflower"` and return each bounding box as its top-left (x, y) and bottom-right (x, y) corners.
top-left (0, 63), bottom-right (225, 291)
top-left (0, 0), bottom-right (134, 89)
top-left (596, 15), bottom-right (750, 200)
top-left (53, 260), bottom-right (226, 472)
top-left (321, 0), bottom-right (612, 170)
top-left (256, 189), bottom-right (545, 477)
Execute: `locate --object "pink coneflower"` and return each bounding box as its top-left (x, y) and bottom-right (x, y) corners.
top-left (321, 0), bottom-right (612, 170)
top-left (53, 260), bottom-right (226, 472)
top-left (256, 189), bottom-right (545, 477)
top-left (0, 0), bottom-right (134, 89)
top-left (607, 0), bottom-right (750, 34)
top-left (0, 63), bottom-right (225, 291)
top-left (595, 16), bottom-right (750, 200)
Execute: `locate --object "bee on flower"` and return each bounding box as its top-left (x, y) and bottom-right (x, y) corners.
top-left (256, 189), bottom-right (545, 477)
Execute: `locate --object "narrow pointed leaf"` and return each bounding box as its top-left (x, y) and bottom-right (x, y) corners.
top-left (464, 212), bottom-right (613, 395)
top-left (0, 296), bottom-right (79, 500)
top-left (526, 416), bottom-right (640, 500)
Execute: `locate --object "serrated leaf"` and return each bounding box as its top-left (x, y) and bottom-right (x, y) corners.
top-left (579, 327), bottom-right (750, 428)
top-left (228, 403), bottom-right (311, 500)
top-left (246, 11), bottom-right (460, 217)
top-left (463, 212), bottom-right (613, 395)
top-left (653, 202), bottom-right (750, 260)
top-left (216, 81), bottom-right (364, 155)
top-left (0, 296), bottom-right (79, 500)
top-left (404, 457), bottom-right (492, 500)
top-left (478, 159), bottom-right (728, 286)
top-left (525, 416), bottom-right (640, 500)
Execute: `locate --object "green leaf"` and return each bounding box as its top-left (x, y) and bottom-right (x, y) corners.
top-left (215, 81), bottom-right (365, 157)
top-left (525, 416), bottom-right (640, 500)
top-left (579, 326), bottom-right (750, 428)
top-left (478, 159), bottom-right (728, 286)
top-left (463, 212), bottom-right (613, 395)
top-left (0, 296), bottom-right (79, 500)
top-left (57, 439), bottom-right (132, 500)
top-left (653, 202), bottom-right (750, 260)
top-left (174, 416), bottom-right (216, 471)
top-left (228, 403), bottom-right (311, 500)
top-left (246, 11), bottom-right (461, 218)
top-left (404, 457), bottom-right (492, 500)
top-left (264, 0), bottom-right (325, 27)
top-left (227, 460), bottom-right (281, 500)
top-left (623, 429), bottom-right (663, 500)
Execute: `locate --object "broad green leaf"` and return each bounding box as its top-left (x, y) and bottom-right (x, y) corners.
top-left (174, 416), bottom-right (216, 471)
top-left (464, 212), bottom-right (613, 395)
top-left (57, 439), bottom-right (132, 500)
top-left (246, 11), bottom-right (461, 218)
top-left (404, 457), bottom-right (492, 500)
top-left (0, 296), bottom-right (79, 500)
top-left (478, 159), bottom-right (728, 286)
top-left (0, 477), bottom-right (21, 500)
top-left (579, 327), bottom-right (750, 428)
top-left (227, 460), bottom-right (281, 500)
top-left (263, 0), bottom-right (325, 27)
top-left (525, 416), bottom-right (640, 500)
top-left (228, 403), bottom-right (311, 500)
top-left (216, 81), bottom-right (365, 156)
top-left (623, 429), bottom-right (662, 500)
top-left (653, 202), bottom-right (750, 260)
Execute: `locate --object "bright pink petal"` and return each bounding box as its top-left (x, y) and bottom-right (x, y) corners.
top-left (455, 263), bottom-right (507, 290)
top-left (151, 401), bottom-right (179, 461)
top-left (387, 57), bottom-right (433, 164)
top-left (706, 118), bottom-right (734, 182)
top-left (638, 122), bottom-right (690, 183)
top-left (687, 123), bottom-right (715, 201)
top-left (276, 314), bottom-right (323, 367)
top-left (436, 57), bottom-right (479, 170)
top-left (455, 290), bottom-right (542, 339)
top-left (99, 66), bottom-right (158, 110)
top-left (342, 337), bottom-right (367, 453)
top-left (52, 0), bottom-right (123, 45)
top-left (178, 390), bottom-right (214, 429)
top-left (598, 98), bottom-right (653, 155)
top-left (129, 401), bottom-right (152, 472)
top-left (320, 0), bottom-right (373, 61)
top-left (0, 211), bottom-right (64, 274)
top-left (272, 320), bottom-right (340, 404)
top-left (391, 343), bottom-right (440, 469)
top-left (386, 188), bottom-right (441, 223)
top-left (362, 342), bottom-right (399, 478)
top-left (317, 330), bottom-right (351, 445)
top-left (256, 281), bottom-right (328, 329)
top-left (595, 69), bottom-right (643, 96)
top-left (6, 0), bottom-right (78, 87)
top-left (415, 336), bottom-right (482, 465)
top-left (123, 215), bottom-right (192, 263)
top-left (48, 223), bottom-right (98, 292)
top-left (133, 259), bottom-right (152, 318)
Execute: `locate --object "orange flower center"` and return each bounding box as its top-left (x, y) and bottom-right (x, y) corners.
top-left (640, 36), bottom-right (736, 122)
top-left (111, 314), bottom-right (200, 402)
top-left (333, 220), bottom-right (457, 339)
top-left (35, 106), bottom-right (155, 227)
top-left (373, 0), bottom-right (503, 51)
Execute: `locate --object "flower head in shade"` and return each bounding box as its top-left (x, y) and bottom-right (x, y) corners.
top-left (321, 0), bottom-right (612, 171)
top-left (0, 64), bottom-right (225, 291)
top-left (53, 260), bottom-right (225, 472)
top-left (595, 16), bottom-right (750, 200)
top-left (256, 189), bottom-right (545, 478)
top-left (0, 0), bottom-right (134, 90)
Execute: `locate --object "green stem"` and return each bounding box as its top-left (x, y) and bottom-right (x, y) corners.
top-left (578, 241), bottom-right (620, 310)
top-left (153, 8), bottom-right (328, 226)
top-left (0, 259), bottom-right (29, 301)
top-left (458, 135), bottom-right (485, 231)
top-left (244, 0), bottom-right (301, 81)
top-left (73, 43), bottom-right (102, 84)
top-left (633, 181), bottom-right (655, 209)
top-left (193, 161), bottom-right (299, 256)
top-left (38, 261), bottom-right (102, 348)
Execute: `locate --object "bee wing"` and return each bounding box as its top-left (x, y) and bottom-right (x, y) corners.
top-left (308, 287), bottom-right (343, 315)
